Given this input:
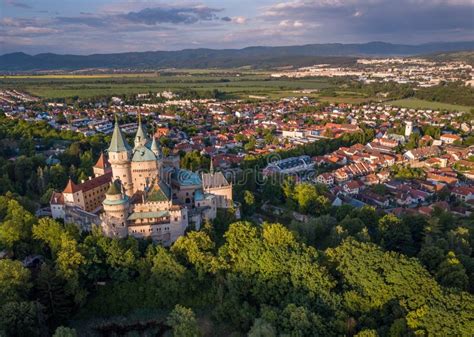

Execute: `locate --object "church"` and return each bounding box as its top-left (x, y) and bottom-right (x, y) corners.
top-left (51, 115), bottom-right (234, 246)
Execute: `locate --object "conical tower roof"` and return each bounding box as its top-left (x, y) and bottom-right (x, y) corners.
top-left (134, 111), bottom-right (147, 148)
top-left (106, 180), bottom-right (121, 195)
top-left (150, 137), bottom-right (162, 159)
top-left (108, 115), bottom-right (131, 153)
top-left (63, 178), bottom-right (79, 193)
top-left (94, 152), bottom-right (110, 169)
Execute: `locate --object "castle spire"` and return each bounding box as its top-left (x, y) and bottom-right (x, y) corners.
top-left (210, 157), bottom-right (214, 174)
top-left (150, 124), bottom-right (163, 159)
top-left (134, 110), bottom-right (147, 148)
top-left (108, 114), bottom-right (131, 153)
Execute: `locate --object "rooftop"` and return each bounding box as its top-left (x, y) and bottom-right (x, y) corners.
top-left (108, 120), bottom-right (131, 153)
top-left (128, 210), bottom-right (170, 221)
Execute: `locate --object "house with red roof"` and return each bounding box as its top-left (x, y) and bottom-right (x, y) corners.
top-left (451, 186), bottom-right (474, 202)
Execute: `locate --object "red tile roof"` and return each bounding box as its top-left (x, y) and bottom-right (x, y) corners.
top-left (94, 153), bottom-right (110, 169)
top-left (63, 172), bottom-right (112, 194)
top-left (63, 179), bottom-right (79, 193)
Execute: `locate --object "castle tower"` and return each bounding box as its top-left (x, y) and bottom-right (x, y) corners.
top-left (108, 116), bottom-right (134, 196)
top-left (102, 180), bottom-right (129, 238)
top-left (405, 121), bottom-right (413, 138)
top-left (134, 112), bottom-right (147, 148)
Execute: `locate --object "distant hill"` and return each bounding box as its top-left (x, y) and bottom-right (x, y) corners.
top-left (1, 41), bottom-right (474, 72)
top-left (424, 50), bottom-right (474, 66)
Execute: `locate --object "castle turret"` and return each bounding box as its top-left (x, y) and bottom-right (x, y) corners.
top-left (150, 136), bottom-right (163, 179)
top-left (134, 112), bottom-right (147, 148)
top-left (150, 137), bottom-right (163, 160)
top-left (102, 180), bottom-right (129, 238)
top-left (93, 152), bottom-right (111, 177)
top-left (108, 116), bottom-right (134, 196)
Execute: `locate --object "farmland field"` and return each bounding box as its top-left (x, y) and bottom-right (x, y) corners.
top-left (387, 98), bottom-right (473, 111)
top-left (0, 72), bottom-right (334, 100)
top-left (5, 73), bottom-right (470, 109)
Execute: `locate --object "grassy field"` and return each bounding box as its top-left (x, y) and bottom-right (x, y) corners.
top-left (0, 72), bottom-right (334, 100)
top-left (387, 98), bottom-right (473, 111)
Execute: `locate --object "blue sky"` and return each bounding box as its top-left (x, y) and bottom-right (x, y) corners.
top-left (1, 0), bottom-right (473, 55)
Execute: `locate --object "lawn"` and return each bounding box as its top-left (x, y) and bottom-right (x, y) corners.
top-left (387, 98), bottom-right (473, 111)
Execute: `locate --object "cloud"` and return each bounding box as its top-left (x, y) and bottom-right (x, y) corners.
top-left (5, 0), bottom-right (32, 9)
top-left (279, 20), bottom-right (303, 28)
top-left (260, 0), bottom-right (474, 42)
top-left (121, 6), bottom-right (222, 25)
top-left (55, 15), bottom-right (107, 28)
top-left (232, 16), bottom-right (248, 24)
top-left (222, 16), bottom-right (248, 24)
top-left (0, 17), bottom-right (58, 37)
top-left (51, 5), bottom-right (226, 29)
top-left (1, 0), bottom-right (473, 55)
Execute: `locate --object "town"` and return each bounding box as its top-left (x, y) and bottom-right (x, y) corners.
top-left (1, 84), bottom-right (473, 229)
top-left (272, 57), bottom-right (473, 87)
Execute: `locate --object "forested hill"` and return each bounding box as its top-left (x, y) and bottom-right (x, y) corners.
top-left (425, 50), bottom-right (474, 66)
top-left (1, 41), bottom-right (474, 71)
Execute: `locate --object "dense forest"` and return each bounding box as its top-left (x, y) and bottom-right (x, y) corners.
top-left (1, 198), bottom-right (473, 336)
top-left (415, 82), bottom-right (474, 107)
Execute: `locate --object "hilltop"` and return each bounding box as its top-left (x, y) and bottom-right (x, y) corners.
top-left (1, 41), bottom-right (474, 72)
top-left (425, 50), bottom-right (474, 66)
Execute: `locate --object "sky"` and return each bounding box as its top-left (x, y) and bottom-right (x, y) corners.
top-left (1, 0), bottom-right (473, 55)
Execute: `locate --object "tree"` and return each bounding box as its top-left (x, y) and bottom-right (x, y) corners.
top-left (0, 259), bottom-right (31, 302)
top-left (243, 190), bottom-right (256, 215)
top-left (166, 305), bottom-right (201, 337)
top-left (248, 318), bottom-right (277, 337)
top-left (435, 251), bottom-right (469, 291)
top-left (326, 239), bottom-right (474, 336)
top-left (220, 222), bottom-right (335, 324)
top-left (378, 214), bottom-right (415, 256)
top-left (48, 164), bottom-right (68, 190)
top-left (244, 137), bottom-right (256, 152)
top-left (262, 175), bottom-right (284, 204)
top-left (293, 183), bottom-right (329, 215)
top-left (418, 244), bottom-right (445, 272)
top-left (0, 301), bottom-right (44, 337)
top-left (33, 218), bottom-right (69, 255)
top-left (171, 231), bottom-right (217, 278)
top-left (0, 199), bottom-right (35, 252)
top-left (36, 264), bottom-right (74, 327)
top-left (180, 151), bottom-right (209, 171)
top-left (354, 329), bottom-right (378, 337)
top-left (279, 304), bottom-right (327, 336)
top-left (52, 326), bottom-right (77, 337)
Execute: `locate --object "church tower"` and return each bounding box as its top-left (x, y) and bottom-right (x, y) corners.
top-left (108, 116), bottom-right (134, 196)
top-left (405, 121), bottom-right (413, 138)
top-left (102, 180), bottom-right (129, 238)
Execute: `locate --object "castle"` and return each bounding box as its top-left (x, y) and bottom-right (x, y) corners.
top-left (51, 115), bottom-right (233, 246)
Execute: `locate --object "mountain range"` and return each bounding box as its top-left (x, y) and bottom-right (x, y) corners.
top-left (1, 41), bottom-right (473, 72)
